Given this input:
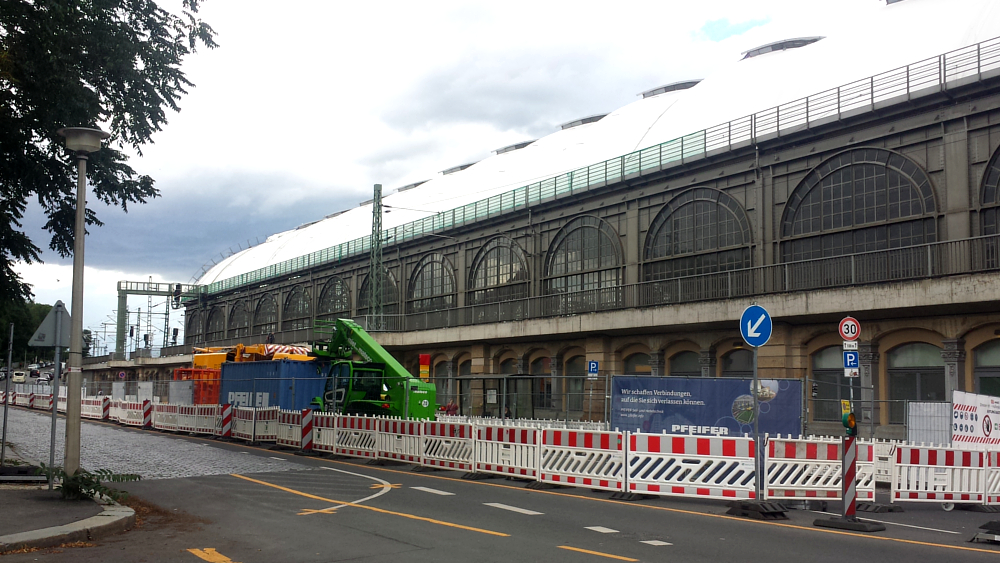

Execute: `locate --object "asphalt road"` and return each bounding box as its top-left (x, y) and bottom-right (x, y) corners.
top-left (4, 415), bottom-right (1000, 562)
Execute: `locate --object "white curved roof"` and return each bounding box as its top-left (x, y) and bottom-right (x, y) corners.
top-left (198, 0), bottom-right (1000, 286)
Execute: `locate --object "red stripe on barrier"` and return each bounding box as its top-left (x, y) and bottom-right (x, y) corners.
top-left (722, 439), bottom-right (735, 458)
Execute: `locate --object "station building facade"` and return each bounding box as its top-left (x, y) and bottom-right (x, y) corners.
top-left (182, 19), bottom-right (1000, 438)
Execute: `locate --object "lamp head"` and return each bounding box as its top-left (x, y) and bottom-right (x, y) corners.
top-left (57, 127), bottom-right (110, 154)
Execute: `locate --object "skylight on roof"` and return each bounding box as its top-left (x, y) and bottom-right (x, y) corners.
top-left (560, 114), bottom-right (608, 130)
top-left (494, 140), bottom-right (536, 154)
top-left (640, 80), bottom-right (701, 98)
top-left (742, 37), bottom-right (823, 60)
top-left (441, 162), bottom-right (478, 175)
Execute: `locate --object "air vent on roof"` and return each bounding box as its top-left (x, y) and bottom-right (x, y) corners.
top-left (560, 114), bottom-right (607, 130)
top-left (886, 0), bottom-right (905, 3)
top-left (325, 210), bottom-right (347, 219)
top-left (296, 219), bottom-right (320, 230)
top-left (741, 37), bottom-right (823, 60)
top-left (396, 180), bottom-right (428, 192)
top-left (359, 198), bottom-right (374, 206)
top-left (441, 162), bottom-right (477, 175)
top-left (640, 80), bottom-right (701, 98)
top-left (494, 140), bottom-right (536, 155)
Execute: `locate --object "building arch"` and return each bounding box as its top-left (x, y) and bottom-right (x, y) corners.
top-left (643, 187), bottom-right (752, 281)
top-left (282, 285), bottom-right (311, 331)
top-left (253, 294), bottom-right (278, 336)
top-left (979, 143), bottom-right (1000, 234)
top-left (205, 307), bottom-right (225, 342)
top-left (317, 276), bottom-right (351, 320)
top-left (227, 300), bottom-right (250, 339)
top-left (185, 310), bottom-right (203, 344)
top-left (407, 253), bottom-right (457, 314)
top-left (780, 147), bottom-right (938, 262)
top-left (468, 236), bottom-right (530, 305)
top-left (358, 269), bottom-right (400, 315)
top-left (544, 215), bottom-right (624, 311)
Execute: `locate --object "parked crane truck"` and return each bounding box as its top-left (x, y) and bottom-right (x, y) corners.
top-left (310, 318), bottom-right (438, 419)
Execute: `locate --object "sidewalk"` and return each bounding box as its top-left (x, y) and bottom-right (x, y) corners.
top-left (0, 443), bottom-right (135, 553)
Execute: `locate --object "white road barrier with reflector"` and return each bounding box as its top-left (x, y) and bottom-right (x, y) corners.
top-left (539, 429), bottom-right (625, 492)
top-left (336, 415), bottom-right (379, 459)
top-left (176, 405), bottom-right (199, 433)
top-left (232, 407), bottom-right (256, 442)
top-left (194, 405), bottom-right (219, 435)
top-left (253, 407), bottom-right (280, 442)
top-left (313, 412), bottom-right (337, 453)
top-left (153, 404), bottom-right (178, 432)
top-left (277, 409), bottom-right (303, 448)
top-left (765, 436), bottom-right (875, 501)
top-left (81, 397), bottom-right (109, 420)
top-left (421, 420), bottom-right (474, 471)
top-left (627, 433), bottom-right (757, 499)
top-left (892, 445), bottom-right (985, 503)
top-left (380, 418), bottom-right (422, 463)
top-left (475, 424), bottom-right (539, 478)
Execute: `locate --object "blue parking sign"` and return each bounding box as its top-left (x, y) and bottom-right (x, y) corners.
top-left (587, 361), bottom-right (599, 375)
top-left (843, 351), bottom-right (859, 369)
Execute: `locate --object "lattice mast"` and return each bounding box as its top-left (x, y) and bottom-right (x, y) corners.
top-left (368, 184), bottom-right (384, 329)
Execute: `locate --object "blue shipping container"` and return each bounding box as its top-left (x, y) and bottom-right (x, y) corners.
top-left (220, 360), bottom-right (326, 411)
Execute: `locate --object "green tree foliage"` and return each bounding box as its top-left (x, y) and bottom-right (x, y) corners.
top-left (0, 0), bottom-right (217, 304)
top-left (82, 328), bottom-right (91, 357)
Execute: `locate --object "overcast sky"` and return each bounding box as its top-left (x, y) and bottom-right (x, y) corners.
top-left (13, 0), bottom-right (884, 352)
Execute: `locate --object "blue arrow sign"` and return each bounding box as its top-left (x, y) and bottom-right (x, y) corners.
top-left (740, 305), bottom-right (772, 347)
top-left (587, 361), bottom-right (599, 375)
top-left (844, 351), bottom-right (859, 369)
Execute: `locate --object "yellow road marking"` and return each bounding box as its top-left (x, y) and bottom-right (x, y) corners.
top-left (230, 473), bottom-right (509, 537)
top-left (188, 548), bottom-right (240, 563)
top-left (297, 507), bottom-right (338, 515)
top-left (370, 483), bottom-right (401, 489)
top-left (558, 546), bottom-right (638, 561)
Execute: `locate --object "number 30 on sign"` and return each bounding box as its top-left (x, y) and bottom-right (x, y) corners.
top-left (839, 317), bottom-right (860, 341)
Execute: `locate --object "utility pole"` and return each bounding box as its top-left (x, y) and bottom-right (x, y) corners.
top-left (369, 184), bottom-right (384, 331)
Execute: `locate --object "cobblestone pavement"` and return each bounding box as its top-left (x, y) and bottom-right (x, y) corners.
top-left (0, 407), bottom-right (305, 480)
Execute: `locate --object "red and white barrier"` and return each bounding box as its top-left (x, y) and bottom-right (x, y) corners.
top-left (177, 405), bottom-right (199, 433)
top-left (335, 415), bottom-right (379, 459)
top-left (313, 412), bottom-right (337, 453)
top-left (57, 395), bottom-right (67, 413)
top-left (301, 409), bottom-right (313, 451)
top-left (627, 434), bottom-right (757, 499)
top-left (153, 404), bottom-right (179, 432)
top-left (232, 407), bottom-right (256, 441)
top-left (475, 424), bottom-right (538, 478)
top-left (194, 405), bottom-right (219, 435)
top-left (539, 429), bottom-right (625, 492)
top-left (121, 400), bottom-right (151, 428)
top-left (82, 396), bottom-right (110, 420)
top-left (32, 394), bottom-right (53, 411)
top-left (892, 445), bottom-right (985, 503)
top-left (379, 418), bottom-right (421, 463)
top-left (0, 391), bottom-right (5, 404)
top-left (216, 404), bottom-right (233, 438)
top-left (15, 393), bottom-right (33, 408)
top-left (277, 410), bottom-right (304, 449)
top-left (765, 436), bottom-right (875, 501)
top-left (253, 407), bottom-right (280, 442)
top-left (421, 420), bottom-right (474, 471)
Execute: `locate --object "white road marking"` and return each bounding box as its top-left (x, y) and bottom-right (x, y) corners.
top-left (411, 486), bottom-right (455, 496)
top-left (484, 502), bottom-right (543, 515)
top-left (240, 451), bottom-right (248, 454)
top-left (585, 526), bottom-right (619, 534)
top-left (269, 457), bottom-right (285, 460)
top-left (810, 511), bottom-right (960, 534)
top-left (641, 540), bottom-right (673, 546)
top-left (314, 466), bottom-right (393, 512)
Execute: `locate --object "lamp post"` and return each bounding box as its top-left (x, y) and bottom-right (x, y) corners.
top-left (57, 126), bottom-right (109, 476)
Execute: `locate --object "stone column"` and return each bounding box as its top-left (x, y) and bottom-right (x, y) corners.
top-left (858, 342), bottom-right (879, 436)
top-left (699, 348), bottom-right (717, 378)
top-left (649, 350), bottom-right (665, 376)
top-left (550, 353), bottom-right (564, 412)
top-left (941, 339), bottom-right (966, 402)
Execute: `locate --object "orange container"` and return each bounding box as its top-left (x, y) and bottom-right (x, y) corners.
top-left (173, 368), bottom-right (221, 405)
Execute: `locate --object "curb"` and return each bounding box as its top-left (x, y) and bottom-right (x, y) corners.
top-left (0, 501), bottom-right (135, 553)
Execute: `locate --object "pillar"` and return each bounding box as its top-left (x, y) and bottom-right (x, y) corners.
top-left (941, 338), bottom-right (966, 402)
top-left (858, 342), bottom-right (879, 434)
top-left (649, 350), bottom-right (665, 376)
top-left (699, 348), bottom-right (717, 378)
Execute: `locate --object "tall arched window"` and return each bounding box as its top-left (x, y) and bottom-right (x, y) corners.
top-left (185, 311), bottom-right (203, 344)
top-left (670, 351), bottom-right (701, 377)
top-left (282, 286), bottom-right (311, 331)
top-left (644, 188), bottom-right (751, 280)
top-left (721, 349), bottom-right (753, 377)
top-left (358, 269), bottom-right (399, 315)
top-left (317, 277), bottom-right (351, 320)
top-left (253, 295), bottom-right (278, 336)
top-left (975, 340), bottom-right (1000, 397)
top-left (227, 301), bottom-right (249, 339)
top-left (544, 216), bottom-right (623, 311)
top-left (205, 307), bottom-right (225, 342)
top-left (530, 356), bottom-right (552, 409)
top-left (811, 346), bottom-right (858, 421)
top-left (887, 342), bottom-right (944, 424)
top-left (780, 148), bottom-right (937, 261)
top-left (565, 355), bottom-right (586, 412)
top-left (407, 253), bottom-right (456, 313)
top-left (980, 145), bottom-right (1000, 235)
top-left (624, 353), bottom-right (651, 375)
top-left (469, 237), bottom-right (529, 305)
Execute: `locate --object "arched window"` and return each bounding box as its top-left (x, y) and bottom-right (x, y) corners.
top-left (407, 253), bottom-right (456, 313)
top-left (811, 346), bottom-right (859, 421)
top-left (317, 277), bottom-right (351, 320)
top-left (282, 286), bottom-right (311, 331)
top-left (458, 358), bottom-right (473, 415)
top-left (205, 307), bottom-right (225, 342)
top-left (544, 216), bottom-right (623, 311)
top-left (721, 349), bottom-right (753, 377)
top-left (185, 311), bottom-right (203, 344)
top-left (227, 301), bottom-right (250, 339)
top-left (887, 343), bottom-right (944, 424)
top-left (530, 357), bottom-right (552, 409)
top-left (565, 355), bottom-right (586, 412)
top-left (669, 351), bottom-right (701, 377)
top-left (644, 188), bottom-right (751, 280)
top-left (980, 146), bottom-right (1000, 235)
top-left (253, 295), bottom-right (278, 336)
top-left (975, 340), bottom-right (1000, 397)
top-left (358, 269), bottom-right (399, 315)
top-left (469, 237), bottom-right (529, 305)
top-left (498, 358), bottom-right (518, 374)
top-left (432, 361), bottom-right (451, 404)
top-left (624, 353), bottom-right (651, 375)
top-left (780, 148), bottom-right (937, 261)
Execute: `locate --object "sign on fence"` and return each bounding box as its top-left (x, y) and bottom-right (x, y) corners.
top-left (611, 376), bottom-right (802, 436)
top-left (953, 391), bottom-right (1000, 449)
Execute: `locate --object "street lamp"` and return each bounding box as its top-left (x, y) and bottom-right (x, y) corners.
top-left (57, 126), bottom-right (109, 476)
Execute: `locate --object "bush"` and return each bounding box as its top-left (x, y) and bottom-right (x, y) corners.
top-left (38, 464), bottom-right (141, 502)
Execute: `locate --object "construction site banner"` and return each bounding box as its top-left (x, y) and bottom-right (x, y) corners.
top-left (611, 376), bottom-right (802, 437)
top-left (953, 390), bottom-right (1000, 448)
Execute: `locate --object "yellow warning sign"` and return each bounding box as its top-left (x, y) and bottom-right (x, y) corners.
top-left (841, 399), bottom-right (852, 416)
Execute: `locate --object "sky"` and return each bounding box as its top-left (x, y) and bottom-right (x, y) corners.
top-left (13, 0), bottom-right (887, 354)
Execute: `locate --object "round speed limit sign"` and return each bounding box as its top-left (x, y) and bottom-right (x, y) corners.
top-left (839, 317), bottom-right (861, 341)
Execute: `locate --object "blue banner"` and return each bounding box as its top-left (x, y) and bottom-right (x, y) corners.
top-left (611, 377), bottom-right (802, 436)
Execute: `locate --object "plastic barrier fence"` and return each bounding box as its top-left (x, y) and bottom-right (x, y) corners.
top-left (892, 445), bottom-right (985, 503)
top-left (379, 419), bottom-right (422, 463)
top-left (313, 412), bottom-right (337, 453)
top-left (15, 393), bottom-right (32, 408)
top-left (765, 437), bottom-right (875, 501)
top-left (195, 405), bottom-right (219, 435)
top-left (475, 424), bottom-right (538, 478)
top-left (253, 407), bottom-right (280, 442)
top-left (232, 407), bottom-right (256, 441)
top-left (277, 410), bottom-right (303, 449)
top-left (81, 397), bottom-right (109, 420)
top-left (109, 400), bottom-right (126, 423)
top-left (0, 391), bottom-right (5, 404)
top-left (32, 394), bottom-right (52, 411)
top-left (628, 434), bottom-right (757, 500)
top-left (121, 400), bottom-right (151, 428)
top-left (335, 415), bottom-right (379, 459)
top-left (216, 404), bottom-right (233, 438)
top-left (177, 405), bottom-right (199, 433)
top-left (57, 395), bottom-right (67, 413)
top-left (422, 420), bottom-right (474, 471)
top-left (153, 404), bottom-right (179, 432)
top-left (986, 452), bottom-right (1000, 505)
top-left (869, 439), bottom-right (898, 484)
top-left (539, 429), bottom-right (625, 492)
